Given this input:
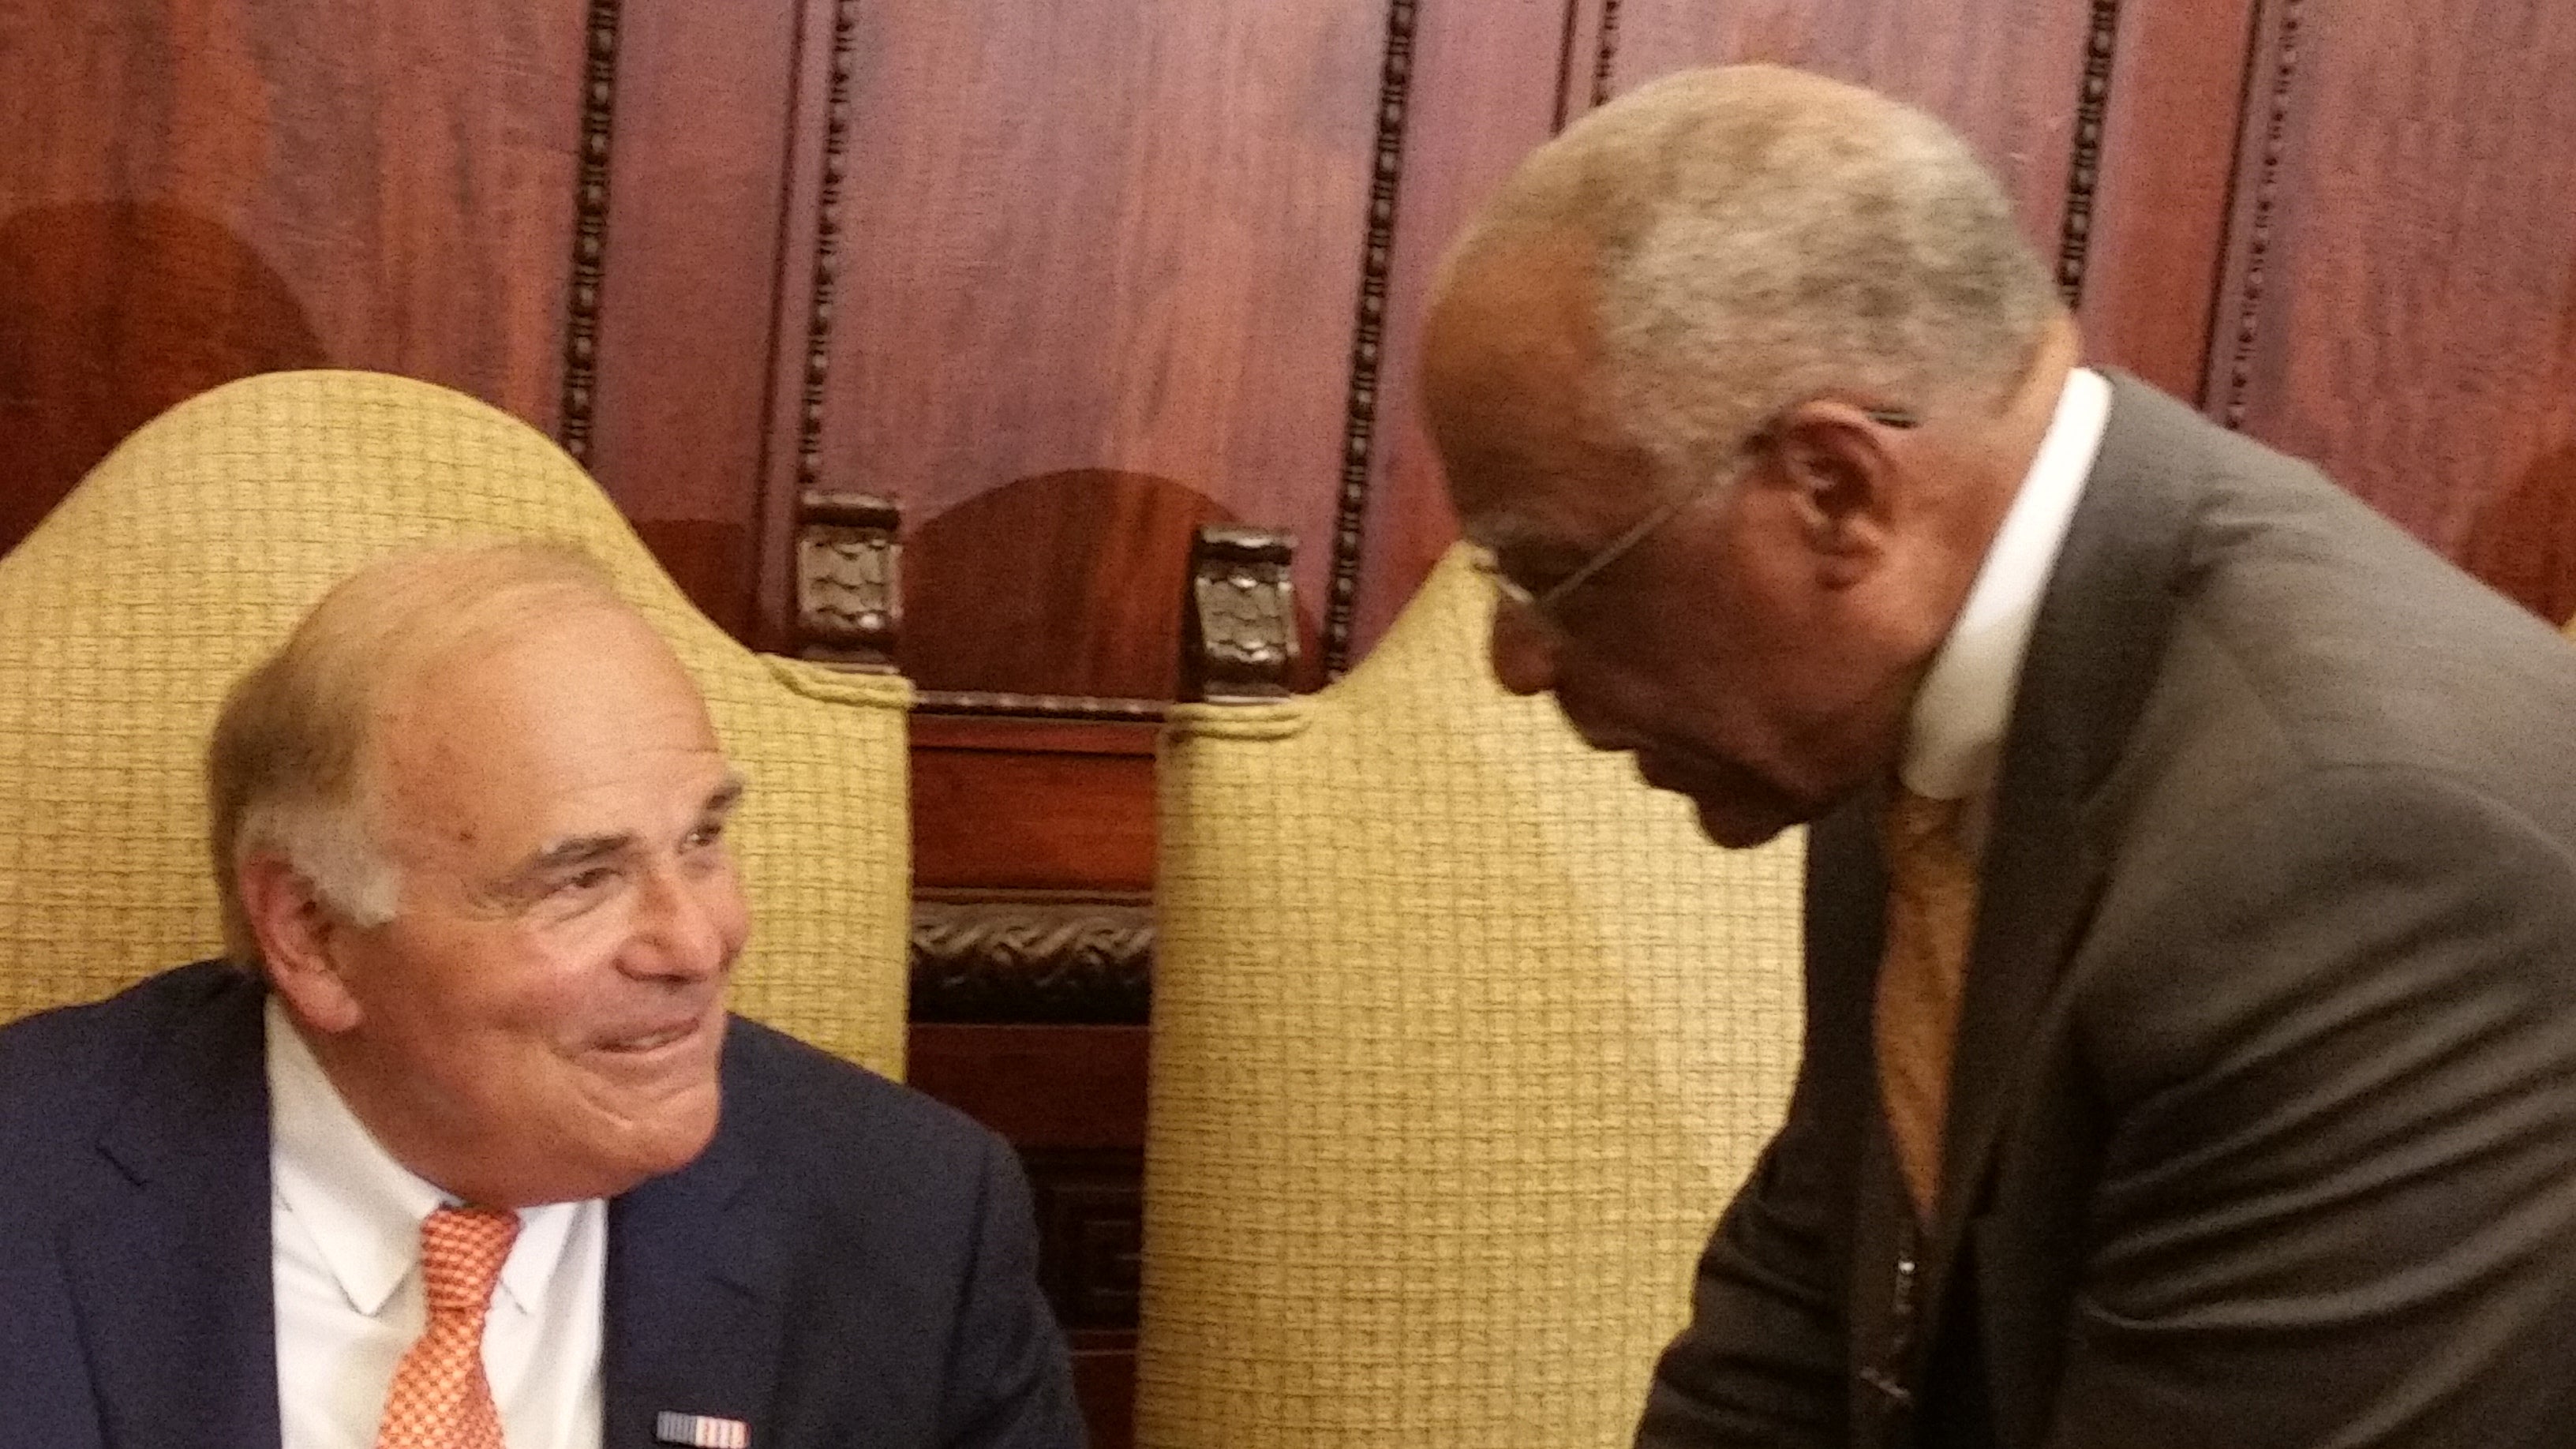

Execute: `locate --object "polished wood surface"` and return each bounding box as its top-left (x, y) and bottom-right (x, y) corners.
top-left (912, 717), bottom-right (1159, 894)
top-left (0, 0), bottom-right (586, 554)
top-left (777, 0), bottom-right (1392, 700)
top-left (1346, 0), bottom-right (1566, 657)
top-left (2211, 0), bottom-right (2576, 621)
top-left (582, 0), bottom-right (803, 641)
top-left (2076, 0), bottom-right (2263, 400)
top-left (1597, 0), bottom-right (2095, 261)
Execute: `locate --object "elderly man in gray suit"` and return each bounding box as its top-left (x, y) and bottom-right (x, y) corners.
top-left (1422, 64), bottom-right (2576, 1449)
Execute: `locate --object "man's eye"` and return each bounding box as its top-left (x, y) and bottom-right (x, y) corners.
top-left (555, 866), bottom-right (620, 896)
top-left (683, 821), bottom-right (728, 852)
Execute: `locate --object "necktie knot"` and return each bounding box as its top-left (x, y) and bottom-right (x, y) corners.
top-left (1884, 788), bottom-right (1967, 863)
top-left (418, 1205), bottom-right (519, 1317)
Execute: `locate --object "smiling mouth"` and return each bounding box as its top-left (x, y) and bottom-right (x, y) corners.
top-left (597, 1015), bottom-right (710, 1056)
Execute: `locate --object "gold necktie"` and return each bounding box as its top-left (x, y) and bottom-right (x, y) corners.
top-left (376, 1205), bottom-right (521, 1449)
top-left (1875, 789), bottom-right (1979, 1222)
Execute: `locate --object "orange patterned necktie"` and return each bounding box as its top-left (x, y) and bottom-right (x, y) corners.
top-left (1874, 789), bottom-right (1980, 1224)
top-left (376, 1205), bottom-right (522, 1449)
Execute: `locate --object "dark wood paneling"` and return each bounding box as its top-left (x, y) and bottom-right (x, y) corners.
top-left (911, 717), bottom-right (1159, 893)
top-left (585, 0), bottom-right (804, 640)
top-left (1347, 0), bottom-right (1568, 664)
top-left (768, 0), bottom-right (1395, 701)
top-left (1595, 0), bottom-right (2095, 266)
top-left (1316, 0), bottom-right (1425, 677)
top-left (751, 0), bottom-right (851, 656)
top-left (909, 1024), bottom-right (1148, 1449)
top-left (2211, 0), bottom-right (2576, 620)
top-left (1561, 0), bottom-right (1621, 124)
top-left (908, 1023), bottom-right (1150, 1152)
top-left (0, 0), bottom-right (586, 556)
top-left (2079, 0), bottom-right (2263, 399)
top-left (1070, 1332), bottom-right (1138, 1449)
top-left (900, 470), bottom-right (1309, 699)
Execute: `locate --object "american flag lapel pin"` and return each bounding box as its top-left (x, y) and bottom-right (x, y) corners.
top-left (654, 1410), bottom-right (750, 1448)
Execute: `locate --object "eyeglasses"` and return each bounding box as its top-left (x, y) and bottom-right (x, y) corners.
top-left (1471, 404), bottom-right (1919, 626)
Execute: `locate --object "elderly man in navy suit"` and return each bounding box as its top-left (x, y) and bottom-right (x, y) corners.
top-left (0, 543), bottom-right (1084, 1449)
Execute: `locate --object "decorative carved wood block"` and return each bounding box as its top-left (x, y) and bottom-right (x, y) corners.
top-left (793, 490), bottom-right (901, 670)
top-left (910, 895), bottom-right (1153, 1024)
top-left (1185, 526), bottom-right (1297, 702)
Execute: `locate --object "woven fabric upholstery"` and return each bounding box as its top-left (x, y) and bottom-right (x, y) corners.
top-left (0, 370), bottom-right (911, 1076)
top-left (1140, 545), bottom-right (1804, 1449)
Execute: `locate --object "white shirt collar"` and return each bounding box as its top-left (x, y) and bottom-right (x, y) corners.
top-left (265, 997), bottom-right (585, 1319)
top-left (1899, 367), bottom-right (2112, 803)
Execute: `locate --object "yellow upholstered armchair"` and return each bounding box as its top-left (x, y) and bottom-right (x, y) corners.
top-left (1140, 545), bottom-right (1805, 1448)
top-left (0, 370), bottom-right (912, 1076)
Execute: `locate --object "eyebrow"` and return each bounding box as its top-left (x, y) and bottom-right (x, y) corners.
top-left (493, 774), bottom-right (749, 900)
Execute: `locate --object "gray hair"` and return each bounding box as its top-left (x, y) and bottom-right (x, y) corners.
top-left (1444, 65), bottom-right (2061, 482)
top-left (206, 541), bottom-right (628, 969)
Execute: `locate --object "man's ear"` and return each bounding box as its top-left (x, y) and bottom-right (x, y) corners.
top-left (1765, 405), bottom-right (1904, 586)
top-left (238, 853), bottom-right (363, 1034)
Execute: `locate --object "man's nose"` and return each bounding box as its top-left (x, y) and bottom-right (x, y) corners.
top-left (633, 863), bottom-right (738, 980)
top-left (1488, 605), bottom-right (1559, 697)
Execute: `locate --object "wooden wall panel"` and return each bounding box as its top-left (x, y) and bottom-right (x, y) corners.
top-left (769, 0), bottom-right (1398, 700)
top-left (2210, 0), bottom-right (2576, 622)
top-left (2077, 0), bottom-right (2263, 400)
top-left (1591, 0), bottom-right (2096, 265)
top-left (1346, 0), bottom-right (1567, 663)
top-left (0, 0), bottom-right (587, 556)
top-left (582, 0), bottom-right (806, 641)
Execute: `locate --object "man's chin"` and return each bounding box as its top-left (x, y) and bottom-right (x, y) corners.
top-left (1690, 794), bottom-right (1796, 848)
top-left (612, 1085), bottom-right (724, 1180)
top-left (1633, 751), bottom-right (1803, 847)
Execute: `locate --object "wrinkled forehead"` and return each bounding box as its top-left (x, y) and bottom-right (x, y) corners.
top-left (365, 605), bottom-right (728, 843)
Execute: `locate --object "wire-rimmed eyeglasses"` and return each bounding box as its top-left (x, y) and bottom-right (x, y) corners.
top-left (1471, 404), bottom-right (1919, 626)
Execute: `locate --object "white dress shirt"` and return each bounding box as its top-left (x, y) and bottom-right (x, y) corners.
top-left (1899, 367), bottom-right (2113, 844)
top-left (268, 998), bottom-right (608, 1449)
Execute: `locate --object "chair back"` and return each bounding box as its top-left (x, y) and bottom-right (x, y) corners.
top-left (1140, 544), bottom-right (1804, 1448)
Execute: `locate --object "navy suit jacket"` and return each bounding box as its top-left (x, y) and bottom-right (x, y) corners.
top-left (0, 960), bottom-right (1086, 1449)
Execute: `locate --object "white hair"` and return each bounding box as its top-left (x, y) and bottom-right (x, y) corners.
top-left (1442, 65), bottom-right (2061, 483)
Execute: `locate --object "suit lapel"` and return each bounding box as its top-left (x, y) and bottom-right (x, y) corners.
top-left (63, 969), bottom-right (279, 1449)
top-left (1923, 375), bottom-right (2203, 1299)
top-left (602, 1028), bottom-right (786, 1449)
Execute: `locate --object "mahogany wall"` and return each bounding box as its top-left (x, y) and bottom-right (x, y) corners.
top-left (7, 2), bottom-right (2576, 1443)
top-left (0, 0), bottom-right (587, 552)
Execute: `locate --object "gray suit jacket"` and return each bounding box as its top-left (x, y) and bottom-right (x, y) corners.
top-left (1639, 376), bottom-right (2576, 1449)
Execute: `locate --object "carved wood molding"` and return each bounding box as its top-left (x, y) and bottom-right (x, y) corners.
top-left (1590, 0), bottom-right (1623, 110)
top-left (912, 691), bottom-right (1167, 721)
top-left (793, 491), bottom-right (900, 669)
top-left (2222, 0), bottom-right (2305, 429)
top-left (795, 0), bottom-right (861, 492)
top-left (557, 0), bottom-right (622, 463)
top-left (1186, 526), bottom-right (1297, 702)
top-left (2054, 0), bottom-right (2125, 308)
top-left (1324, 0), bottom-right (1422, 680)
top-left (910, 897), bottom-right (1153, 1024)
